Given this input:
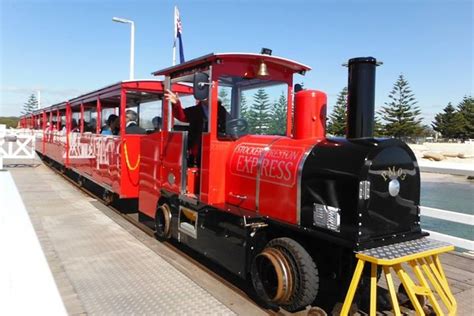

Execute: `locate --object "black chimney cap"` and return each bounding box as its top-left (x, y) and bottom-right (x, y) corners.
top-left (348, 57), bottom-right (382, 66)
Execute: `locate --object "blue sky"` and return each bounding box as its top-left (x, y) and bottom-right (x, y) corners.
top-left (1, 0), bottom-right (472, 124)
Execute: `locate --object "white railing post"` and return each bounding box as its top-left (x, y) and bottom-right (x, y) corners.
top-left (0, 125), bottom-right (36, 167)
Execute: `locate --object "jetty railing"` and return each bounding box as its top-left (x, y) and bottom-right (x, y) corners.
top-left (420, 206), bottom-right (473, 251)
top-left (418, 163), bottom-right (473, 251)
top-left (0, 126), bottom-right (36, 169)
top-left (418, 160), bottom-right (474, 177)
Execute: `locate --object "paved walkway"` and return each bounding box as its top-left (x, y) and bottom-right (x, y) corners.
top-left (0, 170), bottom-right (66, 316)
top-left (7, 160), bottom-right (265, 315)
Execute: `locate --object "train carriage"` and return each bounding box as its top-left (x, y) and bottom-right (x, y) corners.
top-left (34, 80), bottom-right (192, 199)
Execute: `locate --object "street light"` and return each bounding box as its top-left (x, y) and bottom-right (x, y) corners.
top-left (112, 17), bottom-right (135, 80)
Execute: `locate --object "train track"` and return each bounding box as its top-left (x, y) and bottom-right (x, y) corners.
top-left (40, 156), bottom-right (279, 315)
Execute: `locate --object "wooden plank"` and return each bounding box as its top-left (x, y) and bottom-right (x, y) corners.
top-left (439, 252), bottom-right (474, 273)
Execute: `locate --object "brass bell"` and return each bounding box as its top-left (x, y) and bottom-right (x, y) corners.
top-left (257, 61), bottom-right (269, 77)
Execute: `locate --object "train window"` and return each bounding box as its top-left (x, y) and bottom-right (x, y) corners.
top-left (82, 110), bottom-right (93, 133)
top-left (90, 110), bottom-right (98, 132)
top-left (101, 108), bottom-right (115, 129)
top-left (217, 75), bottom-right (289, 138)
top-left (139, 100), bottom-right (162, 132)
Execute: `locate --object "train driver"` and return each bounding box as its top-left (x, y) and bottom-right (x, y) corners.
top-left (164, 89), bottom-right (230, 166)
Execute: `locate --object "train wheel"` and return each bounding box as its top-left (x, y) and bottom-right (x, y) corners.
top-left (102, 190), bottom-right (114, 205)
top-left (155, 203), bottom-right (172, 241)
top-left (251, 237), bottom-right (319, 312)
top-left (77, 176), bottom-right (84, 187)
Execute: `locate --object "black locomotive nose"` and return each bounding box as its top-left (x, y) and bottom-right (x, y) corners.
top-left (346, 57), bottom-right (381, 139)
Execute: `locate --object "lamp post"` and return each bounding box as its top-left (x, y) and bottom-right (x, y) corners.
top-left (112, 17), bottom-right (135, 80)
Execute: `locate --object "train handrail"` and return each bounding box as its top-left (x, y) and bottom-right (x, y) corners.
top-left (123, 141), bottom-right (140, 171)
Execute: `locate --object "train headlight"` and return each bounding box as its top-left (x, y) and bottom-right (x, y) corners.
top-left (313, 203), bottom-right (341, 232)
top-left (388, 179), bottom-right (400, 197)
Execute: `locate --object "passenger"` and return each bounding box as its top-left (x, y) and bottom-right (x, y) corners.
top-left (164, 89), bottom-right (230, 166)
top-left (125, 110), bottom-right (146, 134)
top-left (88, 118), bottom-right (97, 133)
top-left (101, 114), bottom-right (119, 135)
top-left (71, 119), bottom-right (79, 132)
top-left (152, 116), bottom-right (162, 132)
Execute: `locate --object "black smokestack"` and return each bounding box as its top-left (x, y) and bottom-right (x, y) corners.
top-left (346, 57), bottom-right (380, 139)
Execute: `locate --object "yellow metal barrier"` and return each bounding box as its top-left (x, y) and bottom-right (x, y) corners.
top-left (341, 238), bottom-right (456, 315)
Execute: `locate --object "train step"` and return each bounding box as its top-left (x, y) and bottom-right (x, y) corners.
top-left (341, 238), bottom-right (456, 316)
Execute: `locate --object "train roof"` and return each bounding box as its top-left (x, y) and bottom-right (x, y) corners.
top-left (152, 53), bottom-right (312, 77)
top-left (28, 79), bottom-right (192, 114)
top-left (68, 79), bottom-right (165, 106)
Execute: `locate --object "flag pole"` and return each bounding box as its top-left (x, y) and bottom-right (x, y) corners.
top-left (172, 6), bottom-right (177, 66)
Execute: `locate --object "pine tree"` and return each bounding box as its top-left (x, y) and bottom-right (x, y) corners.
top-left (240, 92), bottom-right (249, 120)
top-left (374, 114), bottom-right (385, 137)
top-left (218, 88), bottom-right (231, 112)
top-left (248, 88), bottom-right (272, 134)
top-left (22, 94), bottom-right (38, 115)
top-left (268, 93), bottom-right (287, 135)
top-left (457, 96), bottom-right (474, 138)
top-left (432, 103), bottom-right (466, 139)
top-left (379, 74), bottom-right (423, 138)
top-left (327, 87), bottom-right (347, 136)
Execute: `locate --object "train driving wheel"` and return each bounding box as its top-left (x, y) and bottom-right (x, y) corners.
top-left (251, 237), bottom-right (319, 312)
top-left (155, 203), bottom-right (172, 241)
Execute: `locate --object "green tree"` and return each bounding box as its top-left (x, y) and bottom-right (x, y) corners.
top-left (22, 94), bottom-right (38, 115)
top-left (432, 103), bottom-right (466, 138)
top-left (457, 96), bottom-right (474, 138)
top-left (0, 116), bottom-right (20, 128)
top-left (268, 93), bottom-right (287, 135)
top-left (379, 74), bottom-right (423, 138)
top-left (248, 88), bottom-right (272, 134)
top-left (420, 125), bottom-right (435, 138)
top-left (218, 88), bottom-right (231, 112)
top-left (327, 87), bottom-right (347, 136)
top-left (374, 114), bottom-right (385, 137)
top-left (240, 92), bottom-right (249, 121)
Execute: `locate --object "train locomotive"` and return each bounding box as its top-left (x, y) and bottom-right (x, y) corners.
top-left (22, 52), bottom-right (444, 313)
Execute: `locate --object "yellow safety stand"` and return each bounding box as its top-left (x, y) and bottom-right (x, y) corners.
top-left (341, 238), bottom-right (457, 316)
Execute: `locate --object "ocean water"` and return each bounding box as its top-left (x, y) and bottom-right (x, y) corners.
top-left (420, 173), bottom-right (474, 241)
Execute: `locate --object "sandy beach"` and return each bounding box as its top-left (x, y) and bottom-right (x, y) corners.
top-left (409, 142), bottom-right (474, 165)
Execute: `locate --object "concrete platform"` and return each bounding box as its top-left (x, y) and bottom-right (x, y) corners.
top-left (3, 158), bottom-right (474, 315)
top-left (5, 159), bottom-right (265, 315)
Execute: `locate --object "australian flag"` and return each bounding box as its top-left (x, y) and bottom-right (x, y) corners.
top-left (174, 6), bottom-right (185, 64)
